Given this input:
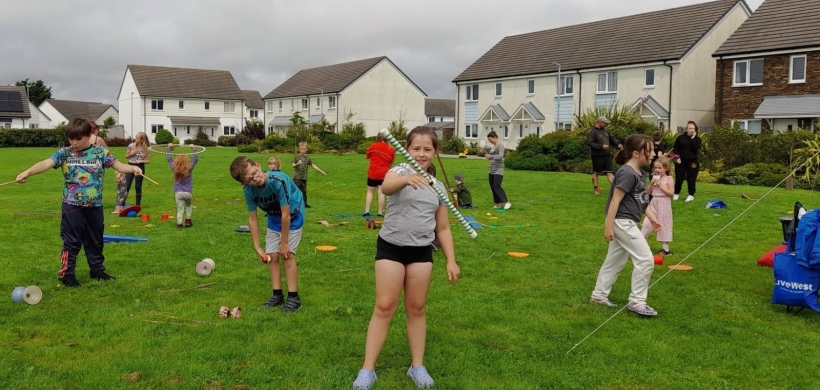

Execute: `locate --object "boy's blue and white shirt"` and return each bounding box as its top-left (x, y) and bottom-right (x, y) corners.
top-left (244, 170), bottom-right (305, 231)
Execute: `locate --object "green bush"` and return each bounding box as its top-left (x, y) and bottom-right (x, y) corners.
top-left (172, 137), bottom-right (180, 145)
top-left (0, 129), bottom-right (68, 147)
top-left (755, 128), bottom-right (814, 167)
top-left (717, 163), bottom-right (788, 187)
top-left (184, 138), bottom-right (217, 147)
top-left (218, 136), bottom-right (237, 147)
top-left (262, 134), bottom-right (297, 152)
top-left (440, 136), bottom-right (467, 155)
top-left (237, 144), bottom-right (259, 153)
top-left (357, 140), bottom-right (374, 154)
top-left (155, 129), bottom-right (173, 144)
top-left (701, 124), bottom-right (758, 170)
top-left (505, 153), bottom-right (559, 171)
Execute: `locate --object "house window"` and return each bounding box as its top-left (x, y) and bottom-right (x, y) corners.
top-left (224, 102), bottom-right (236, 113)
top-left (1, 123), bottom-right (9, 129)
top-left (465, 124), bottom-right (478, 138)
top-left (151, 124), bottom-right (164, 134)
top-left (536, 126), bottom-right (541, 136)
top-left (734, 119), bottom-right (762, 134)
top-left (316, 98), bottom-right (321, 108)
top-left (179, 100), bottom-right (184, 109)
top-left (301, 99), bottom-right (308, 110)
top-left (466, 84), bottom-right (479, 101)
top-left (223, 126), bottom-right (236, 135)
top-left (329, 96), bottom-right (336, 109)
top-left (279, 101), bottom-right (283, 112)
top-left (249, 110), bottom-right (258, 118)
top-left (186, 126), bottom-right (190, 135)
top-left (151, 99), bottom-right (164, 111)
top-left (644, 69), bottom-right (655, 88)
top-left (205, 101), bottom-right (210, 110)
top-left (495, 83), bottom-right (502, 97)
top-left (29, 124), bottom-right (38, 129)
top-left (556, 122), bottom-right (572, 131)
top-left (791, 55), bottom-right (806, 83)
top-left (503, 124), bottom-right (509, 139)
top-left (558, 76), bottom-right (573, 95)
top-left (527, 79), bottom-right (535, 94)
top-left (734, 59), bottom-right (763, 86)
top-left (597, 72), bottom-right (617, 93)
top-left (428, 116), bottom-right (435, 123)
top-left (291, 99), bottom-right (295, 110)
top-left (518, 124), bottom-right (524, 137)
top-left (268, 126), bottom-right (274, 134)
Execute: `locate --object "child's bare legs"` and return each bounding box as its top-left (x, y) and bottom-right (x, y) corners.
top-left (377, 186), bottom-right (386, 215)
top-left (267, 253), bottom-right (283, 290)
top-left (364, 186), bottom-right (377, 215)
top-left (404, 262), bottom-right (433, 367)
top-left (267, 252), bottom-right (299, 292)
top-left (363, 260), bottom-right (405, 370)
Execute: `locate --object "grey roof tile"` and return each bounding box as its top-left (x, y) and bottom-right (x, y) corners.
top-left (128, 64), bottom-right (244, 100)
top-left (425, 98), bottom-right (455, 117)
top-left (715, 0), bottom-right (820, 56)
top-left (45, 99), bottom-right (114, 121)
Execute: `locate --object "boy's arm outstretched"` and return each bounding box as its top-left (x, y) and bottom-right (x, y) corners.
top-left (311, 163), bottom-right (326, 176)
top-left (111, 160), bottom-right (143, 176)
top-left (435, 206), bottom-right (460, 285)
top-left (16, 158), bottom-right (57, 182)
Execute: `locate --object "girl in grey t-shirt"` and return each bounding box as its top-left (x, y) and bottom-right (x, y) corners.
top-left (484, 131), bottom-right (510, 210)
top-left (590, 134), bottom-right (662, 318)
top-left (353, 128), bottom-right (461, 390)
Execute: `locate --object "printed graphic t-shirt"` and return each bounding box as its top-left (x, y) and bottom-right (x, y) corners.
top-left (604, 165), bottom-right (649, 222)
top-left (50, 145), bottom-right (117, 207)
top-left (244, 171), bottom-right (305, 231)
top-left (292, 154), bottom-right (313, 180)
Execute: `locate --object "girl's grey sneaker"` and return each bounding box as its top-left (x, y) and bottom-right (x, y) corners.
top-left (352, 369), bottom-right (377, 390)
top-left (407, 365), bottom-right (434, 389)
top-left (589, 297), bottom-right (617, 307)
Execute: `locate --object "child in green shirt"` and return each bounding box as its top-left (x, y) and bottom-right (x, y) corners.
top-left (452, 173), bottom-right (473, 209)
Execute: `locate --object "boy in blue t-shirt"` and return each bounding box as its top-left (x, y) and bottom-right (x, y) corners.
top-left (15, 118), bottom-right (143, 287)
top-left (230, 156), bottom-right (305, 313)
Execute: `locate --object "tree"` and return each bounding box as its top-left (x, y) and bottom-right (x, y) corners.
top-left (15, 79), bottom-right (53, 106)
top-left (241, 118), bottom-right (265, 141)
top-left (103, 116), bottom-right (116, 129)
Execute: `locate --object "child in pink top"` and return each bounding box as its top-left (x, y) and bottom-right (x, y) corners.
top-left (642, 156), bottom-right (674, 254)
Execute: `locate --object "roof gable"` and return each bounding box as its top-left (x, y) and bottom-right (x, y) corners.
top-left (242, 90), bottom-right (264, 109)
top-left (714, 0), bottom-right (820, 56)
top-left (454, 0), bottom-right (742, 82)
top-left (425, 98), bottom-right (455, 117)
top-left (0, 86), bottom-right (31, 118)
top-left (44, 99), bottom-right (115, 121)
top-left (264, 56), bottom-right (426, 99)
top-left (127, 64), bottom-right (244, 100)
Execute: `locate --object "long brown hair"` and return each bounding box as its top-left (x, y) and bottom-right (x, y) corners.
top-left (406, 127), bottom-right (438, 177)
top-left (172, 155), bottom-right (191, 183)
top-left (615, 134), bottom-right (652, 165)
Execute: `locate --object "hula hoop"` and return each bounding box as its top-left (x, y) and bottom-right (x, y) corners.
top-left (148, 145), bottom-right (207, 156)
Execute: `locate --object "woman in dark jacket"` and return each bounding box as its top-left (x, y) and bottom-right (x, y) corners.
top-left (671, 121), bottom-right (701, 202)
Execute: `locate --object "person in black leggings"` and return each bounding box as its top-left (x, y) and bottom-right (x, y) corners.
top-left (671, 121), bottom-right (701, 202)
top-left (124, 132), bottom-right (151, 206)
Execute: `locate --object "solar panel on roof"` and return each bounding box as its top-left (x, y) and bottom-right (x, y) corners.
top-left (0, 91), bottom-right (7, 100)
top-left (8, 100), bottom-right (23, 112)
top-left (0, 91), bottom-right (25, 112)
top-left (0, 102), bottom-right (9, 111)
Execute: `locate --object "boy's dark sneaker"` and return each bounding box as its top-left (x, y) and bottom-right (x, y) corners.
top-left (59, 274), bottom-right (81, 287)
top-left (260, 295), bottom-right (284, 309)
top-left (90, 270), bottom-right (115, 281)
top-left (185, 219), bottom-right (192, 228)
top-left (362, 212), bottom-right (371, 218)
top-left (282, 296), bottom-right (302, 313)
top-left (305, 204), bottom-right (312, 208)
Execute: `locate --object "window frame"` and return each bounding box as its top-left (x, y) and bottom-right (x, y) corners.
top-left (205, 101), bottom-right (210, 110)
top-left (151, 124), bottom-right (164, 134)
top-left (223, 102), bottom-right (236, 113)
top-left (527, 79), bottom-right (535, 95)
top-left (596, 72), bottom-right (618, 93)
top-left (278, 101), bottom-right (283, 112)
top-left (518, 124), bottom-right (524, 138)
top-left (465, 124), bottom-right (478, 139)
top-left (790, 55), bottom-right (807, 84)
top-left (644, 68), bottom-right (655, 88)
top-left (328, 96), bottom-right (336, 109)
top-left (223, 125), bottom-right (236, 135)
top-left (301, 98), bottom-right (308, 110)
top-left (732, 119), bottom-right (762, 134)
top-left (178, 100), bottom-right (184, 110)
top-left (733, 59), bottom-right (764, 86)
top-left (465, 84), bottom-right (479, 101)
top-left (151, 99), bottom-right (164, 111)
top-left (503, 124), bottom-right (509, 139)
top-left (495, 82), bottom-right (502, 97)
top-left (557, 76), bottom-right (574, 96)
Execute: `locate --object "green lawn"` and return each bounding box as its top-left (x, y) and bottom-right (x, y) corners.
top-left (2, 146), bottom-right (820, 389)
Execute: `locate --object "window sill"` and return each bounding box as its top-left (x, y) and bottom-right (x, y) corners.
top-left (789, 80), bottom-right (806, 84)
top-left (495, 96), bottom-right (503, 99)
top-left (643, 85), bottom-right (655, 89)
top-left (526, 93), bottom-right (535, 97)
top-left (595, 92), bottom-right (617, 95)
top-left (731, 83), bottom-right (763, 87)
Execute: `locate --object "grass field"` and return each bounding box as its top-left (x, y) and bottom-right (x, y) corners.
top-left (2, 146), bottom-right (820, 389)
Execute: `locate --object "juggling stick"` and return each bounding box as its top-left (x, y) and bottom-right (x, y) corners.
top-left (435, 153), bottom-right (454, 201)
top-left (0, 180), bottom-right (16, 187)
top-left (378, 128), bottom-right (477, 239)
top-left (141, 175), bottom-right (160, 185)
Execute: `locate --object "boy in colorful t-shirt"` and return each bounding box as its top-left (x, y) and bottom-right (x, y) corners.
top-left (16, 118), bottom-right (143, 287)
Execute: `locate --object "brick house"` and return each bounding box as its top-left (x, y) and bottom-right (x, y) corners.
top-left (713, 0), bottom-right (820, 133)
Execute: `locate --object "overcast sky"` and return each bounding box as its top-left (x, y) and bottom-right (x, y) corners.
top-left (2, 0), bottom-right (763, 107)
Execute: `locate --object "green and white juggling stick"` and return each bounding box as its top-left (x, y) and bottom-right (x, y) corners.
top-left (379, 128), bottom-right (478, 239)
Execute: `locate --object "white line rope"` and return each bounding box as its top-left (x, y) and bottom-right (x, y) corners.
top-left (567, 149), bottom-right (820, 354)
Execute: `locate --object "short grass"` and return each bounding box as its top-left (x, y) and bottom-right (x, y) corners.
top-left (2, 147), bottom-right (820, 389)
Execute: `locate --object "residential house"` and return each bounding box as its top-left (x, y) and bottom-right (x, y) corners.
top-left (453, 0), bottom-right (750, 149)
top-left (0, 86), bottom-right (31, 128)
top-left (39, 99), bottom-right (118, 128)
top-left (28, 102), bottom-right (51, 128)
top-left (243, 90), bottom-right (265, 126)
top-left (263, 56), bottom-right (427, 136)
top-left (117, 64), bottom-right (245, 143)
top-left (424, 98), bottom-right (456, 139)
top-left (713, 0), bottom-right (820, 133)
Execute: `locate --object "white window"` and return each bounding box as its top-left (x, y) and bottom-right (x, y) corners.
top-left (223, 126), bottom-right (236, 135)
top-left (495, 83), bottom-right (502, 97)
top-left (329, 96), bottom-right (336, 109)
top-left (465, 124), bottom-right (478, 138)
top-left (734, 119), bottom-right (762, 134)
top-left (151, 99), bottom-right (163, 111)
top-left (29, 124), bottom-right (38, 129)
top-left (465, 84), bottom-right (479, 101)
top-left (518, 124), bottom-right (524, 137)
top-left (527, 79), bottom-right (535, 94)
top-left (224, 102), bottom-right (236, 113)
top-left (151, 124), bottom-right (164, 134)
top-left (503, 124), bottom-right (509, 139)
top-left (536, 126), bottom-right (541, 136)
top-left (427, 117), bottom-right (435, 123)
top-left (558, 76), bottom-right (573, 95)
top-left (734, 59), bottom-right (764, 86)
top-left (556, 122), bottom-right (572, 130)
top-left (316, 98), bottom-right (321, 108)
top-left (791, 55), bottom-right (806, 83)
top-left (291, 99), bottom-right (295, 110)
top-left (1, 123), bottom-right (9, 129)
top-left (268, 126), bottom-right (274, 134)
top-left (644, 69), bottom-right (655, 88)
top-left (179, 100), bottom-right (184, 109)
top-left (597, 72), bottom-right (617, 93)
top-left (279, 101), bottom-right (283, 112)
top-left (249, 110), bottom-right (258, 118)
top-left (205, 101), bottom-right (210, 110)
top-left (301, 99), bottom-right (308, 110)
